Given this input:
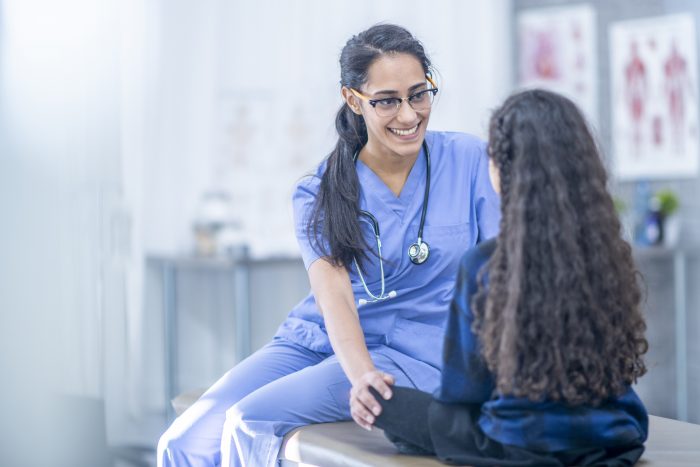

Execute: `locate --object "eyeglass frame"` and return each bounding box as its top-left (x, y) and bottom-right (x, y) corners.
top-left (349, 75), bottom-right (439, 116)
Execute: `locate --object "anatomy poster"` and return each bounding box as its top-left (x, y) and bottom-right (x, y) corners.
top-left (518, 4), bottom-right (598, 126)
top-left (215, 94), bottom-right (317, 258)
top-left (610, 14), bottom-right (699, 179)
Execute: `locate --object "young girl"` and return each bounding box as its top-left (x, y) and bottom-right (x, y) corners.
top-left (372, 89), bottom-right (649, 466)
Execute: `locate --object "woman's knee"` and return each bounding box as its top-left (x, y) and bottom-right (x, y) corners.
top-left (224, 394), bottom-right (282, 437)
top-left (157, 408), bottom-right (225, 465)
top-left (224, 399), bottom-right (253, 434)
top-left (157, 424), bottom-right (188, 464)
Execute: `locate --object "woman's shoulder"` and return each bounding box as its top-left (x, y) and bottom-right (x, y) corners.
top-left (426, 130), bottom-right (486, 154)
top-left (293, 160), bottom-right (327, 194)
top-left (426, 131), bottom-right (488, 177)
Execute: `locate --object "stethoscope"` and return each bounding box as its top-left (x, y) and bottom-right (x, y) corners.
top-left (352, 140), bottom-right (431, 307)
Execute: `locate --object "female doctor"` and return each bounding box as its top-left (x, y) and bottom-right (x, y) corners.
top-left (158, 23), bottom-right (500, 467)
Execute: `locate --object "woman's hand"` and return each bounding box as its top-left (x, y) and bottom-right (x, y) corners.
top-left (307, 260), bottom-right (395, 430)
top-left (350, 369), bottom-right (395, 430)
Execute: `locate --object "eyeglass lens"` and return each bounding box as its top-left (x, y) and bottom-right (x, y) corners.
top-left (374, 89), bottom-right (436, 117)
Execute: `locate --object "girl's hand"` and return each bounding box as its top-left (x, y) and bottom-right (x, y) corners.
top-left (349, 370), bottom-right (395, 430)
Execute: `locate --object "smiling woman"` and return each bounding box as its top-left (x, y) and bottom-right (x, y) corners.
top-left (343, 54), bottom-right (438, 196)
top-left (348, 69), bottom-right (438, 147)
top-left (157, 23), bottom-right (501, 467)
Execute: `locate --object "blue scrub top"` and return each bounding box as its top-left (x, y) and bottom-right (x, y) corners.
top-left (275, 131), bottom-right (500, 389)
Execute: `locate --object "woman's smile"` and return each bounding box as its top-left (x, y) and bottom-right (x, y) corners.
top-left (388, 122), bottom-right (420, 139)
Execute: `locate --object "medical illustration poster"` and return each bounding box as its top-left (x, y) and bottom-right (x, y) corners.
top-left (216, 94), bottom-right (323, 258)
top-left (517, 4), bottom-right (598, 127)
top-left (610, 14), bottom-right (699, 179)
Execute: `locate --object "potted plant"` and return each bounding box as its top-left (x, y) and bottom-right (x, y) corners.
top-left (655, 189), bottom-right (680, 247)
top-left (656, 190), bottom-right (680, 218)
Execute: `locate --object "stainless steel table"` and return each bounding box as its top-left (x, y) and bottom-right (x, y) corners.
top-left (634, 246), bottom-right (695, 421)
top-left (147, 253), bottom-right (251, 422)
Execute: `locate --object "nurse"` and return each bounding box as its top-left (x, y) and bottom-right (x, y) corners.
top-left (157, 23), bottom-right (499, 467)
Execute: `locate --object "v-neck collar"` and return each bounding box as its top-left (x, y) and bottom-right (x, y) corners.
top-left (356, 144), bottom-right (427, 221)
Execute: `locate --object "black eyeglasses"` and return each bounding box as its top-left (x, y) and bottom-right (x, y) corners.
top-left (350, 76), bottom-right (439, 117)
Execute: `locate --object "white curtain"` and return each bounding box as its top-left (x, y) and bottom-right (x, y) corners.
top-left (0, 0), bottom-right (129, 458)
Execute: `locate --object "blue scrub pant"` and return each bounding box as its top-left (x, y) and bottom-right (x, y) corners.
top-left (157, 337), bottom-right (417, 467)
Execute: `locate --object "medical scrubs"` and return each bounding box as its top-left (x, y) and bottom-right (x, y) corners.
top-left (157, 131), bottom-right (500, 467)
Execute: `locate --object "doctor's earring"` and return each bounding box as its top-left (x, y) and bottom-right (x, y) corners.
top-left (342, 86), bottom-right (363, 115)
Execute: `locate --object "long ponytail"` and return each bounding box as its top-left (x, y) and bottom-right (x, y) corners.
top-left (308, 106), bottom-right (369, 268)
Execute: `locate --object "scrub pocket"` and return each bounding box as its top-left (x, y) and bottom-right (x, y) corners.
top-left (419, 222), bottom-right (472, 278)
top-left (388, 318), bottom-right (445, 370)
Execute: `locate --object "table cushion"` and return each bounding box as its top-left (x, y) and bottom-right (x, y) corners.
top-left (172, 390), bottom-right (700, 466)
top-left (279, 416), bottom-right (700, 467)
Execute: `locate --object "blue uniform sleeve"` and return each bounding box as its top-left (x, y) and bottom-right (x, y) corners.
top-left (472, 143), bottom-right (501, 242)
top-left (434, 244), bottom-right (495, 404)
top-left (293, 175), bottom-right (329, 270)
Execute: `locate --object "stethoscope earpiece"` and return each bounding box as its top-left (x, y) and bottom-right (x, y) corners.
top-left (357, 289), bottom-right (397, 307)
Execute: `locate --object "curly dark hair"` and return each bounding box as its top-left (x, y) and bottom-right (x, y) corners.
top-left (473, 89), bottom-right (648, 406)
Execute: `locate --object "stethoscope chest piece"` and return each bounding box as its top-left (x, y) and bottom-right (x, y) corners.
top-left (408, 240), bottom-right (430, 265)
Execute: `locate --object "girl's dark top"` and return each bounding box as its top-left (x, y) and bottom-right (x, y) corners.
top-left (435, 238), bottom-right (648, 452)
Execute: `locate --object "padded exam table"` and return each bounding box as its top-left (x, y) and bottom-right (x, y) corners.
top-left (172, 390), bottom-right (700, 466)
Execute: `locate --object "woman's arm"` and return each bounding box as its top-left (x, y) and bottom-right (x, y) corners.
top-left (308, 258), bottom-right (394, 430)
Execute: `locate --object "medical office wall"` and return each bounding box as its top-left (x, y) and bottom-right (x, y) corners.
top-left (206, 0), bottom-right (513, 259)
top-left (139, 0), bottom-right (513, 262)
top-left (514, 0), bottom-right (700, 424)
top-left (1, 0), bottom-right (515, 459)
top-left (133, 0), bottom-right (514, 444)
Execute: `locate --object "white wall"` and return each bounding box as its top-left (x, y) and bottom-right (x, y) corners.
top-left (131, 0), bottom-right (514, 442)
top-left (0, 0), bottom-right (124, 462)
top-left (0, 0), bottom-right (514, 452)
top-left (147, 0), bottom-right (514, 259)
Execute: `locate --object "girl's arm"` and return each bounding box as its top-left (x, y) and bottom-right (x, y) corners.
top-left (436, 245), bottom-right (495, 404)
top-left (308, 258), bottom-right (394, 430)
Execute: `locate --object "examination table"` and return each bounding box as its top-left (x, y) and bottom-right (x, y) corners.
top-left (172, 389), bottom-right (700, 466)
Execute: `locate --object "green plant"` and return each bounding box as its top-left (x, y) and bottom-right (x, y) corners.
top-left (655, 189), bottom-right (679, 217)
top-left (613, 196), bottom-right (627, 215)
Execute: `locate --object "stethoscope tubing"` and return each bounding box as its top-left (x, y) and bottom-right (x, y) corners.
top-left (353, 140), bottom-right (430, 244)
top-left (352, 140), bottom-right (431, 305)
